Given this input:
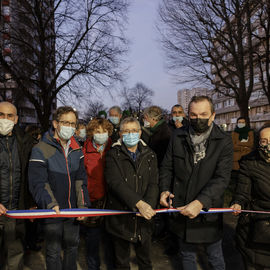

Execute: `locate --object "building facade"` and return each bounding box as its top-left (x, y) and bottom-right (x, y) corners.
top-left (177, 87), bottom-right (210, 113)
top-left (0, 0), bottom-right (56, 127)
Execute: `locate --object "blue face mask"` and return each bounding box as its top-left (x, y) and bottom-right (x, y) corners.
top-left (173, 116), bottom-right (183, 123)
top-left (109, 116), bottom-right (120, 125)
top-left (122, 133), bottom-right (140, 147)
top-left (93, 132), bottom-right (108, 145)
top-left (58, 126), bottom-right (75, 140)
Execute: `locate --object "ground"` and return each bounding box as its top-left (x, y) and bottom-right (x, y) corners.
top-left (23, 214), bottom-right (245, 270)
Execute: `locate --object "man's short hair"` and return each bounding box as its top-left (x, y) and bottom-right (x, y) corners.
top-left (188, 96), bottom-right (215, 114)
top-left (53, 106), bottom-right (78, 122)
top-left (120, 117), bottom-right (141, 131)
top-left (237, 116), bottom-right (246, 122)
top-left (109, 106), bottom-right (122, 115)
top-left (259, 121), bottom-right (270, 135)
top-left (143, 106), bottom-right (163, 121)
top-left (171, 104), bottom-right (183, 111)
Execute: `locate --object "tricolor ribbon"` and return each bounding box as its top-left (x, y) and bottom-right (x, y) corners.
top-left (3, 207), bottom-right (270, 219)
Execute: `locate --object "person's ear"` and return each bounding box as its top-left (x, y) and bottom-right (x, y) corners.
top-left (52, 120), bottom-right (58, 130)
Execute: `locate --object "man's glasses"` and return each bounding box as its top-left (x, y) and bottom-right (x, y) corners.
top-left (58, 120), bottom-right (77, 128)
top-left (121, 129), bottom-right (140, 134)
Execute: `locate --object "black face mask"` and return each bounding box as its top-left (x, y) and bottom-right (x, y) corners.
top-left (190, 118), bottom-right (210, 134)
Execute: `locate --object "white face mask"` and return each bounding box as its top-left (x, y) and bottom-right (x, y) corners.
top-left (58, 126), bottom-right (75, 140)
top-left (93, 132), bottom-right (109, 145)
top-left (237, 123), bottom-right (246, 129)
top-left (0, 119), bottom-right (15, 136)
top-left (79, 128), bottom-right (86, 139)
top-left (144, 120), bottom-right (150, 128)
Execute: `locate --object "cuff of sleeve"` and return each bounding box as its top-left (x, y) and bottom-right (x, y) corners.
top-left (47, 202), bottom-right (58, 209)
top-left (196, 195), bottom-right (211, 211)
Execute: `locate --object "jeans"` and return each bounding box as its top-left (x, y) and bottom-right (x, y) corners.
top-left (85, 227), bottom-right (101, 270)
top-left (0, 216), bottom-right (24, 270)
top-left (44, 219), bottom-right (80, 270)
top-left (178, 238), bottom-right (225, 270)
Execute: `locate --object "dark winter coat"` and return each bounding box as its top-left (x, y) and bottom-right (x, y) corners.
top-left (148, 120), bottom-right (171, 167)
top-left (0, 125), bottom-right (34, 210)
top-left (110, 123), bottom-right (120, 144)
top-left (168, 118), bottom-right (189, 132)
top-left (104, 140), bottom-right (159, 243)
top-left (232, 150), bottom-right (270, 268)
top-left (160, 124), bottom-right (233, 243)
top-left (28, 131), bottom-right (90, 223)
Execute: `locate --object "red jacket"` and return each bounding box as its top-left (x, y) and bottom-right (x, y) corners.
top-left (83, 138), bottom-right (111, 202)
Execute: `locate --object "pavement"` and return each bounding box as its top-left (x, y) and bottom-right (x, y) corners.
top-left (23, 214), bottom-right (245, 270)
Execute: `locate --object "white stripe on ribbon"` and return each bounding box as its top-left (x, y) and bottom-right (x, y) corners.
top-left (3, 208), bottom-right (270, 219)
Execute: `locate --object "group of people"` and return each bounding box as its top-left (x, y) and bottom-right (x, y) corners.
top-left (0, 96), bottom-right (269, 270)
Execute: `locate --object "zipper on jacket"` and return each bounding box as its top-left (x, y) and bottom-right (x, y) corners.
top-left (6, 137), bottom-right (13, 209)
top-left (61, 146), bottom-right (72, 208)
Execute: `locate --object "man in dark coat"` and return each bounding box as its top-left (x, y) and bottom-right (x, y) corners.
top-left (105, 117), bottom-right (159, 270)
top-left (168, 104), bottom-right (189, 132)
top-left (142, 106), bottom-right (171, 167)
top-left (108, 106), bottom-right (122, 144)
top-left (0, 101), bottom-right (34, 270)
top-left (160, 96), bottom-right (233, 270)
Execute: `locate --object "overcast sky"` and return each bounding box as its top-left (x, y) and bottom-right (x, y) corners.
top-left (103, 0), bottom-right (180, 110)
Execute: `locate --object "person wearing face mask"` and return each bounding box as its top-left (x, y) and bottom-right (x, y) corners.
top-left (28, 106), bottom-right (90, 270)
top-left (168, 104), bottom-right (189, 132)
top-left (142, 106), bottom-right (171, 167)
top-left (108, 106), bottom-right (122, 144)
top-left (104, 117), bottom-right (159, 270)
top-left (230, 122), bottom-right (270, 270)
top-left (82, 118), bottom-right (113, 270)
top-left (232, 117), bottom-right (254, 171)
top-left (160, 96), bottom-right (233, 270)
top-left (74, 121), bottom-right (87, 146)
top-left (0, 102), bottom-right (35, 269)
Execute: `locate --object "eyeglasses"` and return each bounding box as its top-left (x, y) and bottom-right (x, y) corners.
top-left (121, 129), bottom-right (140, 134)
top-left (58, 120), bottom-right (77, 128)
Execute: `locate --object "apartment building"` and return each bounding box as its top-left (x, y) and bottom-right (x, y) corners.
top-left (210, 2), bottom-right (270, 131)
top-left (0, 0), bottom-right (56, 126)
top-left (177, 87), bottom-right (210, 113)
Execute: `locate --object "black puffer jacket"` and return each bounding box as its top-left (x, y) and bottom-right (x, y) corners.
top-left (0, 125), bottom-right (34, 210)
top-left (232, 150), bottom-right (270, 268)
top-left (160, 124), bottom-right (233, 243)
top-left (104, 140), bottom-right (159, 243)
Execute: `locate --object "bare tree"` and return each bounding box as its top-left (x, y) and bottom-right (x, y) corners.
top-left (0, 0), bottom-right (128, 131)
top-left (254, 1), bottom-right (270, 105)
top-left (158, 0), bottom-right (266, 122)
top-left (120, 82), bottom-right (154, 115)
top-left (83, 100), bottom-right (107, 122)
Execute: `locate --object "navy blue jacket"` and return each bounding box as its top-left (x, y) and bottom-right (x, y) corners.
top-left (28, 131), bottom-right (90, 217)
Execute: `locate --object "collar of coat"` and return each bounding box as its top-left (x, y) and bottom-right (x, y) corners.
top-left (175, 123), bottom-right (227, 141)
top-left (112, 139), bottom-right (149, 156)
top-left (42, 130), bottom-right (81, 151)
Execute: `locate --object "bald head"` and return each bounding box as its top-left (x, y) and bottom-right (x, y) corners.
top-left (0, 102), bottom-right (18, 124)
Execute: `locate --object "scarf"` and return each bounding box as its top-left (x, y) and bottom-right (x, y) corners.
top-left (234, 125), bottom-right (250, 141)
top-left (189, 124), bottom-right (213, 164)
